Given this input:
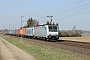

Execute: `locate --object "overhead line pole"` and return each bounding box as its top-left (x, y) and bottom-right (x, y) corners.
top-left (21, 16), bottom-right (24, 39)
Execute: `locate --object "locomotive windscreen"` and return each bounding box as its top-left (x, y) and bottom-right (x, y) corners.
top-left (48, 26), bottom-right (57, 32)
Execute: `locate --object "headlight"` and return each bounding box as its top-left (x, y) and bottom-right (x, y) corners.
top-left (48, 34), bottom-right (51, 38)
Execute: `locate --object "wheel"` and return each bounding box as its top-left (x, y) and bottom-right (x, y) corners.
top-left (49, 39), bottom-right (52, 42)
top-left (43, 37), bottom-right (47, 41)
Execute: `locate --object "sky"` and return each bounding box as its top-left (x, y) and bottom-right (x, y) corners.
top-left (0, 0), bottom-right (90, 30)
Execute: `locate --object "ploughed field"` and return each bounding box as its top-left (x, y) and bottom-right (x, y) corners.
top-left (60, 36), bottom-right (90, 43)
top-left (4, 35), bottom-right (90, 56)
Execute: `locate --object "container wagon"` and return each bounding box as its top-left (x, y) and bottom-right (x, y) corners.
top-left (26, 27), bottom-right (34, 38)
top-left (22, 28), bottom-right (26, 37)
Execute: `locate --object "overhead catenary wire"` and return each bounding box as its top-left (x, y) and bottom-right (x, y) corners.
top-left (54, 10), bottom-right (90, 20)
top-left (46, 0), bottom-right (85, 16)
top-left (36, 0), bottom-right (85, 20)
top-left (58, 6), bottom-right (90, 15)
top-left (53, 2), bottom-right (90, 20)
top-left (53, 3), bottom-right (90, 16)
top-left (28, 0), bottom-right (90, 25)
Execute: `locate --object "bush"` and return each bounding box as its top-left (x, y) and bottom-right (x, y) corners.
top-left (59, 30), bottom-right (82, 37)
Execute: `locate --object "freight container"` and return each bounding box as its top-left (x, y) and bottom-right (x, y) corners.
top-left (10, 30), bottom-right (15, 35)
top-left (16, 29), bottom-right (20, 36)
top-left (26, 27), bottom-right (34, 38)
top-left (3, 29), bottom-right (9, 34)
top-left (22, 28), bottom-right (26, 35)
top-left (9, 30), bottom-right (11, 34)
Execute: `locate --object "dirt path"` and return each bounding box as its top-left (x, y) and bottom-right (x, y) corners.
top-left (0, 37), bottom-right (37, 60)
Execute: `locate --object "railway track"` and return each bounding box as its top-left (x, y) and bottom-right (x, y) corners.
top-left (7, 35), bottom-right (90, 49)
top-left (56, 40), bottom-right (90, 49)
top-left (4, 35), bottom-right (90, 56)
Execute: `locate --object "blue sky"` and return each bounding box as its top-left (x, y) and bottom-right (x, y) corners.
top-left (0, 0), bottom-right (90, 30)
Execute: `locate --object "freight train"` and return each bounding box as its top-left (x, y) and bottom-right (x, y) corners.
top-left (4, 25), bottom-right (59, 41)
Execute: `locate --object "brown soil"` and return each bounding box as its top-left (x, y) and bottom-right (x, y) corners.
top-left (60, 37), bottom-right (90, 42)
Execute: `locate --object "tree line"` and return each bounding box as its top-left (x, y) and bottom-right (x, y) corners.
top-left (23, 17), bottom-right (59, 28)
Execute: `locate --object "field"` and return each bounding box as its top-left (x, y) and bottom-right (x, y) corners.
top-left (60, 36), bottom-right (90, 43)
top-left (0, 35), bottom-right (90, 60)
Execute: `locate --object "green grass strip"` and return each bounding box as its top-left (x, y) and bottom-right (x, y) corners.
top-left (1, 35), bottom-right (90, 60)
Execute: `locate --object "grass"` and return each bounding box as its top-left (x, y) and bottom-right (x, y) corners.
top-left (1, 35), bottom-right (90, 60)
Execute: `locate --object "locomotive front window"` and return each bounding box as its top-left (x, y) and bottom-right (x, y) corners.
top-left (53, 26), bottom-right (57, 32)
top-left (49, 26), bottom-right (53, 32)
top-left (49, 26), bottom-right (57, 32)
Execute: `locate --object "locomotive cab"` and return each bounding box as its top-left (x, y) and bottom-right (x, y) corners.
top-left (34, 25), bottom-right (59, 41)
top-left (47, 25), bottom-right (59, 41)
